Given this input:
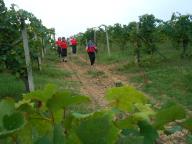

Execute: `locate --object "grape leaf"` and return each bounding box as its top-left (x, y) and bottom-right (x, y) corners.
top-left (73, 111), bottom-right (119, 144)
top-left (0, 99), bottom-right (15, 129)
top-left (47, 91), bottom-right (90, 112)
top-left (138, 121), bottom-right (158, 144)
top-left (24, 84), bottom-right (57, 103)
top-left (154, 103), bottom-right (186, 129)
top-left (0, 112), bottom-right (25, 138)
top-left (53, 124), bottom-right (65, 144)
top-left (105, 86), bottom-right (148, 112)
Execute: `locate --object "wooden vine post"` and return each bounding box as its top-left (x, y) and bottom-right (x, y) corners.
top-left (21, 18), bottom-right (35, 91)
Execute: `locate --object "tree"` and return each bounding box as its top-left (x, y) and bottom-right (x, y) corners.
top-left (138, 14), bottom-right (158, 55)
top-left (165, 13), bottom-right (192, 58)
top-left (0, 1), bottom-right (54, 92)
top-left (127, 22), bottom-right (142, 64)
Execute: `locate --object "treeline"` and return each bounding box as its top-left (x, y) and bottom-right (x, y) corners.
top-left (0, 0), bottom-right (55, 91)
top-left (76, 13), bottom-right (192, 64)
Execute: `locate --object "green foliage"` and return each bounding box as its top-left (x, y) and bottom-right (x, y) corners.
top-left (0, 99), bottom-right (15, 129)
top-left (53, 110), bottom-right (63, 124)
top-left (183, 72), bottom-right (192, 92)
top-left (0, 84), bottom-right (190, 143)
top-left (34, 136), bottom-right (52, 144)
top-left (105, 86), bottom-right (148, 112)
top-left (0, 73), bottom-right (25, 100)
top-left (33, 54), bottom-right (79, 92)
top-left (65, 131), bottom-right (81, 144)
top-left (117, 136), bottom-right (143, 144)
top-left (36, 66), bottom-right (72, 79)
top-left (138, 120), bottom-right (158, 144)
top-left (0, 1), bottom-right (55, 91)
top-left (47, 91), bottom-right (90, 112)
top-left (0, 99), bottom-right (25, 139)
top-left (186, 135), bottom-right (192, 144)
top-left (115, 103), bottom-right (155, 130)
top-left (53, 124), bottom-right (65, 144)
top-left (117, 128), bottom-right (143, 144)
top-left (133, 103), bottom-right (155, 122)
top-left (29, 118), bottom-right (52, 141)
top-left (154, 102), bottom-right (186, 129)
top-left (17, 124), bottom-right (33, 144)
top-left (115, 116), bottom-right (138, 129)
top-left (181, 118), bottom-right (192, 132)
top-left (63, 113), bottom-right (74, 132)
top-left (3, 112), bottom-right (25, 130)
top-left (164, 13), bottom-right (192, 57)
top-left (25, 83), bottom-right (57, 102)
top-left (139, 14), bottom-right (160, 55)
top-left (73, 111), bottom-right (119, 144)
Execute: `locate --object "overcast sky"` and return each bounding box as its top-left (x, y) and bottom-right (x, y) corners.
top-left (4, 0), bottom-right (192, 37)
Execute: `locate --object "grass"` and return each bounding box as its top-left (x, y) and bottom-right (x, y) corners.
top-left (0, 73), bottom-right (25, 100)
top-left (0, 50), bottom-right (80, 100)
top-left (1, 43), bottom-right (191, 111)
top-left (71, 55), bottom-right (87, 66)
top-left (0, 49), bottom-right (106, 112)
top-left (96, 50), bottom-right (133, 64)
top-left (116, 55), bottom-right (192, 110)
top-left (90, 41), bottom-right (192, 110)
top-left (33, 51), bottom-right (80, 93)
top-left (86, 69), bottom-right (106, 78)
top-left (77, 45), bottom-right (133, 65)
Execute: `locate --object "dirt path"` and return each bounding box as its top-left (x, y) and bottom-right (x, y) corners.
top-left (58, 54), bottom-right (129, 108)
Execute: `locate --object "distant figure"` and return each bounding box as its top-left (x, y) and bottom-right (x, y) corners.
top-left (56, 37), bottom-right (62, 58)
top-left (60, 37), bottom-right (68, 62)
top-left (70, 37), bottom-right (78, 54)
top-left (86, 39), bottom-right (97, 65)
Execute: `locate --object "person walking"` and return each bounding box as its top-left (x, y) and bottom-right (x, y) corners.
top-left (60, 37), bottom-right (68, 62)
top-left (86, 39), bottom-right (97, 66)
top-left (70, 37), bottom-right (78, 55)
top-left (56, 37), bottom-right (62, 58)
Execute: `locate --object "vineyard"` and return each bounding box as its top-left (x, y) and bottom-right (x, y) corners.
top-left (1, 0), bottom-right (192, 143)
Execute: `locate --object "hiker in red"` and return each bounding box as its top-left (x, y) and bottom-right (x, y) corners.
top-left (86, 39), bottom-right (97, 65)
top-left (60, 37), bottom-right (68, 62)
top-left (56, 37), bottom-right (62, 58)
top-left (70, 37), bottom-right (78, 54)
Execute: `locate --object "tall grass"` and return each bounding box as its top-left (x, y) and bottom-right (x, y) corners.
top-left (0, 50), bottom-right (80, 100)
top-left (0, 73), bottom-right (25, 100)
top-left (33, 50), bottom-right (80, 92)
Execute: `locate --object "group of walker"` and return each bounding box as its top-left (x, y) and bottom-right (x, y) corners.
top-left (56, 37), bottom-right (77, 62)
top-left (56, 37), bottom-right (97, 65)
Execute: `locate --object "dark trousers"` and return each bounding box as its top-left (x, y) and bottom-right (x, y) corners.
top-left (57, 47), bottom-right (61, 57)
top-left (72, 45), bottom-right (77, 54)
top-left (88, 52), bottom-right (95, 65)
top-left (61, 48), bottom-right (67, 57)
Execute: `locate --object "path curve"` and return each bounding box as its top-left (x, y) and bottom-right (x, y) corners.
top-left (58, 54), bottom-right (129, 108)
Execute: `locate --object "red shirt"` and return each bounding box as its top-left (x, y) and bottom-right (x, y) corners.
top-left (87, 46), bottom-right (96, 52)
top-left (60, 40), bottom-right (68, 49)
top-left (56, 40), bottom-right (61, 47)
top-left (70, 38), bottom-right (77, 46)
